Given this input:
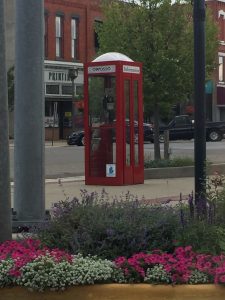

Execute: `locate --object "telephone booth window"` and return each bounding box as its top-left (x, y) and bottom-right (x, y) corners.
top-left (88, 76), bottom-right (116, 125)
top-left (88, 75), bottom-right (116, 177)
top-left (124, 79), bottom-right (131, 166)
top-left (134, 80), bottom-right (139, 165)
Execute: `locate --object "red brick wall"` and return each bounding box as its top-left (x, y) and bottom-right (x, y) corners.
top-left (217, 86), bottom-right (225, 105)
top-left (44, 0), bottom-right (102, 63)
top-left (207, 0), bottom-right (225, 50)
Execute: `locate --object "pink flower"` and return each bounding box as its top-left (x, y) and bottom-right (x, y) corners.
top-left (0, 239), bottom-right (73, 280)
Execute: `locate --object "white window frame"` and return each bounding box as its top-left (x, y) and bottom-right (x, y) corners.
top-left (56, 16), bottom-right (63, 58)
top-left (71, 18), bottom-right (78, 59)
top-left (219, 53), bottom-right (225, 83)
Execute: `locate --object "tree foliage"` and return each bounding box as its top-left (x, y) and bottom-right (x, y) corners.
top-left (98, 0), bottom-right (217, 110)
top-left (96, 0), bottom-right (218, 158)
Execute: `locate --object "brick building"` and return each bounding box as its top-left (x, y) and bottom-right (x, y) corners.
top-left (5, 0), bottom-right (102, 139)
top-left (207, 0), bottom-right (225, 121)
top-left (44, 0), bottom-right (102, 139)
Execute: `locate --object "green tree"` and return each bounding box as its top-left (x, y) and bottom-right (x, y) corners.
top-left (97, 0), bottom-right (218, 159)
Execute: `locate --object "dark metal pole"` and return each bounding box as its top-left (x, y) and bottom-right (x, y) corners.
top-left (0, 0), bottom-right (12, 242)
top-left (72, 78), bottom-right (75, 131)
top-left (193, 0), bottom-right (206, 205)
top-left (68, 68), bottom-right (78, 131)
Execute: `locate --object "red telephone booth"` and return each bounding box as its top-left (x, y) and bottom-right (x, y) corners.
top-left (84, 52), bottom-right (144, 185)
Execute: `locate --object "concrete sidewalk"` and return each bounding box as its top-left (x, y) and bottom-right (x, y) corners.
top-left (10, 176), bottom-right (195, 210)
top-left (45, 177), bottom-right (194, 209)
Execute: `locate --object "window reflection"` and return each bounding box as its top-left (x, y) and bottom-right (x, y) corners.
top-left (89, 127), bottom-right (116, 177)
top-left (88, 76), bottom-right (116, 177)
top-left (88, 76), bottom-right (116, 126)
top-left (134, 80), bottom-right (139, 165)
top-left (124, 79), bottom-right (130, 166)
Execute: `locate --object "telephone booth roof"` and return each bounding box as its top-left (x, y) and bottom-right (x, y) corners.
top-left (87, 52), bottom-right (142, 76)
top-left (92, 52), bottom-right (134, 62)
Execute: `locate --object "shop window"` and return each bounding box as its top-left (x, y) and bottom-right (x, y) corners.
top-left (62, 85), bottom-right (72, 95)
top-left (71, 18), bottom-right (78, 60)
top-left (45, 102), bottom-right (53, 117)
top-left (46, 84), bottom-right (60, 95)
top-left (45, 102), bottom-right (59, 128)
top-left (56, 15), bottom-right (64, 58)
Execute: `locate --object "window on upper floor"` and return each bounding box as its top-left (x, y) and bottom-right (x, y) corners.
top-left (56, 15), bottom-right (63, 58)
top-left (71, 18), bottom-right (78, 60)
top-left (94, 20), bottom-right (102, 53)
top-left (219, 56), bottom-right (224, 82)
top-left (44, 14), bottom-right (48, 58)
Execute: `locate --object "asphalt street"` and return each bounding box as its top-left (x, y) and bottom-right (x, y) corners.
top-left (9, 139), bottom-right (225, 208)
top-left (9, 140), bottom-right (225, 180)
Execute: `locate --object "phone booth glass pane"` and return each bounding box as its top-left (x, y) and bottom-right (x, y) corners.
top-left (134, 80), bottom-right (139, 165)
top-left (124, 79), bottom-right (131, 166)
top-left (88, 76), bottom-right (116, 177)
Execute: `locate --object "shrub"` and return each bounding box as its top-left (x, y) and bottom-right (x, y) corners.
top-left (188, 270), bottom-right (209, 284)
top-left (35, 172), bottom-right (225, 258)
top-left (36, 190), bottom-right (180, 259)
top-left (115, 246), bottom-right (197, 284)
top-left (17, 255), bottom-right (75, 292)
top-left (0, 259), bottom-right (14, 287)
top-left (1, 240), bottom-right (225, 290)
top-left (115, 246), bottom-right (225, 285)
top-left (175, 220), bottom-right (225, 255)
top-left (144, 157), bottom-right (194, 168)
top-left (71, 254), bottom-right (116, 285)
top-left (17, 254), bottom-right (116, 291)
top-left (0, 240), bottom-right (121, 291)
top-left (144, 265), bottom-right (171, 284)
top-left (174, 174), bottom-right (225, 255)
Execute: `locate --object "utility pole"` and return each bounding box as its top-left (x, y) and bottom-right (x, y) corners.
top-left (193, 0), bottom-right (206, 208)
top-left (68, 68), bottom-right (78, 131)
top-left (14, 0), bottom-right (45, 223)
top-left (0, 0), bottom-right (12, 242)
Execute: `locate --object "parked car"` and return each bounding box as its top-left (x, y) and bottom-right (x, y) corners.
top-left (133, 122), bottom-right (153, 143)
top-left (149, 115), bottom-right (225, 143)
top-left (67, 122), bottom-right (153, 146)
top-left (67, 131), bottom-right (85, 146)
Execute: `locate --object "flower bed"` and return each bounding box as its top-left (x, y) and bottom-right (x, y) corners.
top-left (1, 239), bottom-right (225, 292)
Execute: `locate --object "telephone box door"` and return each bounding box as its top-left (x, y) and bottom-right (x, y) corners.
top-left (124, 75), bottom-right (144, 184)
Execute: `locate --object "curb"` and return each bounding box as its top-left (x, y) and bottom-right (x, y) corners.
top-left (10, 164), bottom-right (225, 186)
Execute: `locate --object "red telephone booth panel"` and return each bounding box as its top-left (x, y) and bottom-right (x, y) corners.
top-left (84, 52), bottom-right (144, 185)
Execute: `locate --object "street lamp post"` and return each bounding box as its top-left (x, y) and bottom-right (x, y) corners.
top-left (14, 0), bottom-right (45, 223)
top-left (193, 0), bottom-right (206, 211)
top-left (68, 68), bottom-right (78, 131)
top-left (0, 0), bottom-right (12, 242)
